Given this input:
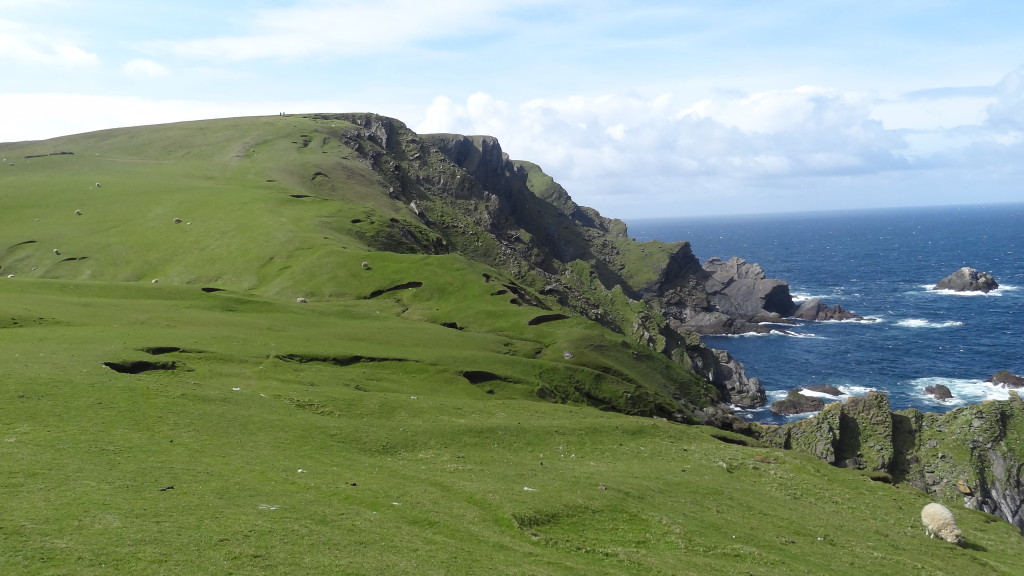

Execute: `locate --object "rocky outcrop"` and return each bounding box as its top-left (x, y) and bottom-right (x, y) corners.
top-left (648, 255), bottom-right (862, 335)
top-left (771, 390), bottom-right (825, 415)
top-left (934, 267), bottom-right (999, 293)
top-left (925, 384), bottom-right (954, 401)
top-left (329, 114), bottom-right (760, 412)
top-left (710, 349), bottom-right (766, 408)
top-left (791, 298), bottom-right (861, 322)
top-left (988, 370), bottom-right (1024, 389)
top-left (758, 391), bottom-right (1024, 533)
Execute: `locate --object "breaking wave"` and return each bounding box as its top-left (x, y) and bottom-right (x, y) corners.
top-left (895, 318), bottom-right (965, 329)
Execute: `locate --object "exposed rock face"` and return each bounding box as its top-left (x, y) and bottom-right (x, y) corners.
top-left (988, 370), bottom-right (1024, 389)
top-left (648, 255), bottom-right (862, 335)
top-left (710, 349), bottom-right (766, 408)
top-left (934, 267), bottom-right (999, 293)
top-left (759, 391), bottom-right (1024, 533)
top-left (792, 298), bottom-right (861, 322)
top-left (771, 390), bottom-right (825, 415)
top-left (328, 113), bottom-right (762, 413)
top-left (925, 384), bottom-right (954, 401)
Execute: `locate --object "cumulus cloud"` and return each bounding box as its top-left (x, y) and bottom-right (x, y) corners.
top-left (985, 66), bottom-right (1024, 130)
top-left (123, 58), bottom-right (171, 77)
top-left (414, 83), bottom-right (1024, 216)
top-left (418, 88), bottom-right (908, 184)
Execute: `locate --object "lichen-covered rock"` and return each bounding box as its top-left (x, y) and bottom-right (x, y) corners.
top-left (763, 390), bottom-right (1024, 533)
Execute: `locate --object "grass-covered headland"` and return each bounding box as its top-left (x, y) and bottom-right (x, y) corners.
top-left (2, 114), bottom-right (1022, 574)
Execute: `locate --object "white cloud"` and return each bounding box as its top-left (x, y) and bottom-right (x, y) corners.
top-left (413, 83), bottom-right (1024, 216)
top-left (0, 18), bottom-right (98, 65)
top-left (123, 58), bottom-right (171, 77)
top-left (418, 88), bottom-right (908, 184)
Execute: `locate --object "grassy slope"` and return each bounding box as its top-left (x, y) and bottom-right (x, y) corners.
top-left (2, 115), bottom-right (1023, 575)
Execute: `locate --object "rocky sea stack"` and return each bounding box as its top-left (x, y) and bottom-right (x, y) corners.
top-left (988, 370), bottom-right (1024, 389)
top-left (934, 267), bottom-right (999, 293)
top-left (649, 256), bottom-right (863, 336)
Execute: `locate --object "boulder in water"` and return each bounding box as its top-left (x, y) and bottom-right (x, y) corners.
top-left (925, 384), bottom-right (954, 401)
top-left (770, 390), bottom-right (825, 415)
top-left (934, 267), bottom-right (999, 293)
top-left (987, 370), bottom-right (1024, 389)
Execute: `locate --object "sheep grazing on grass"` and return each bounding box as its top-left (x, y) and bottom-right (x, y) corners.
top-left (921, 503), bottom-right (963, 545)
top-left (53, 249), bottom-right (61, 255)
top-left (74, 209), bottom-right (82, 215)
top-left (296, 297), bottom-right (308, 303)
top-left (173, 218), bottom-right (183, 224)
top-left (361, 262), bottom-right (369, 270)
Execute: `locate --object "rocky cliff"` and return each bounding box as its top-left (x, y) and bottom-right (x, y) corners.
top-left (759, 392), bottom-right (1024, 532)
top-left (642, 254), bottom-right (862, 335)
top-left (325, 113), bottom-right (775, 415)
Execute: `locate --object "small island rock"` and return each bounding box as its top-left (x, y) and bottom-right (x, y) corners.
top-left (803, 384), bottom-right (844, 396)
top-left (770, 390), bottom-right (825, 415)
top-left (934, 267), bottom-right (999, 293)
top-left (987, 370), bottom-right (1024, 389)
top-left (925, 384), bottom-right (954, 401)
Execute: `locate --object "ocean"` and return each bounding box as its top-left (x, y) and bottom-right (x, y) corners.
top-left (629, 203), bottom-right (1024, 424)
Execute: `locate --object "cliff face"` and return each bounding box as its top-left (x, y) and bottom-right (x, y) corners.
top-left (760, 392), bottom-right (1024, 532)
top-left (325, 113), bottom-right (765, 416)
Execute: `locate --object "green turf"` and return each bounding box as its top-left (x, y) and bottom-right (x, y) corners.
top-left (2, 115), bottom-right (1022, 574)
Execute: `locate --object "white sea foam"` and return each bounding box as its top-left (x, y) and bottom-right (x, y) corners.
top-left (895, 318), bottom-right (965, 329)
top-left (819, 316), bottom-right (882, 324)
top-left (796, 384), bottom-right (876, 400)
top-left (790, 291), bottom-right (830, 302)
top-left (722, 329), bottom-right (820, 338)
top-left (922, 284), bottom-right (1014, 297)
top-left (908, 376), bottom-right (1011, 407)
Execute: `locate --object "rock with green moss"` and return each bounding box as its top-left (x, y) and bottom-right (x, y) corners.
top-left (763, 390), bottom-right (1024, 532)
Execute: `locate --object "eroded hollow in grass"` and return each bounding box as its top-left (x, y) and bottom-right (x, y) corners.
top-left (368, 281), bottom-right (423, 299)
top-left (462, 370), bottom-right (503, 385)
top-left (140, 346), bottom-right (183, 355)
top-left (276, 353), bottom-right (407, 366)
top-left (528, 314), bottom-right (570, 326)
top-left (103, 360), bottom-right (177, 374)
top-left (201, 287), bottom-right (226, 293)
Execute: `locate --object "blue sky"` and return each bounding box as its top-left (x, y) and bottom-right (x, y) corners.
top-left (3, 0), bottom-right (1024, 218)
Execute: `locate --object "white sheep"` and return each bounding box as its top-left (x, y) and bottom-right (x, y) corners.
top-left (921, 502), bottom-right (962, 545)
top-left (296, 297), bottom-right (308, 303)
top-left (53, 249), bottom-right (61, 255)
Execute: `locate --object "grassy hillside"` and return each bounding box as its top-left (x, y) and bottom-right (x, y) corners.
top-left (2, 115), bottom-right (1023, 574)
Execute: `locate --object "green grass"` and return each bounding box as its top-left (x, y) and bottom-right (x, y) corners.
top-left (2, 115), bottom-right (1023, 574)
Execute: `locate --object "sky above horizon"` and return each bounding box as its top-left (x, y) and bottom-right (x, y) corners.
top-left (3, 0), bottom-right (1024, 218)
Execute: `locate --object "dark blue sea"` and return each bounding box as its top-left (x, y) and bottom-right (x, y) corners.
top-left (629, 203), bottom-right (1024, 424)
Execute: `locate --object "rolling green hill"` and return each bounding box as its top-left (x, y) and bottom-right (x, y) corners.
top-left (2, 114), bottom-right (1022, 575)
